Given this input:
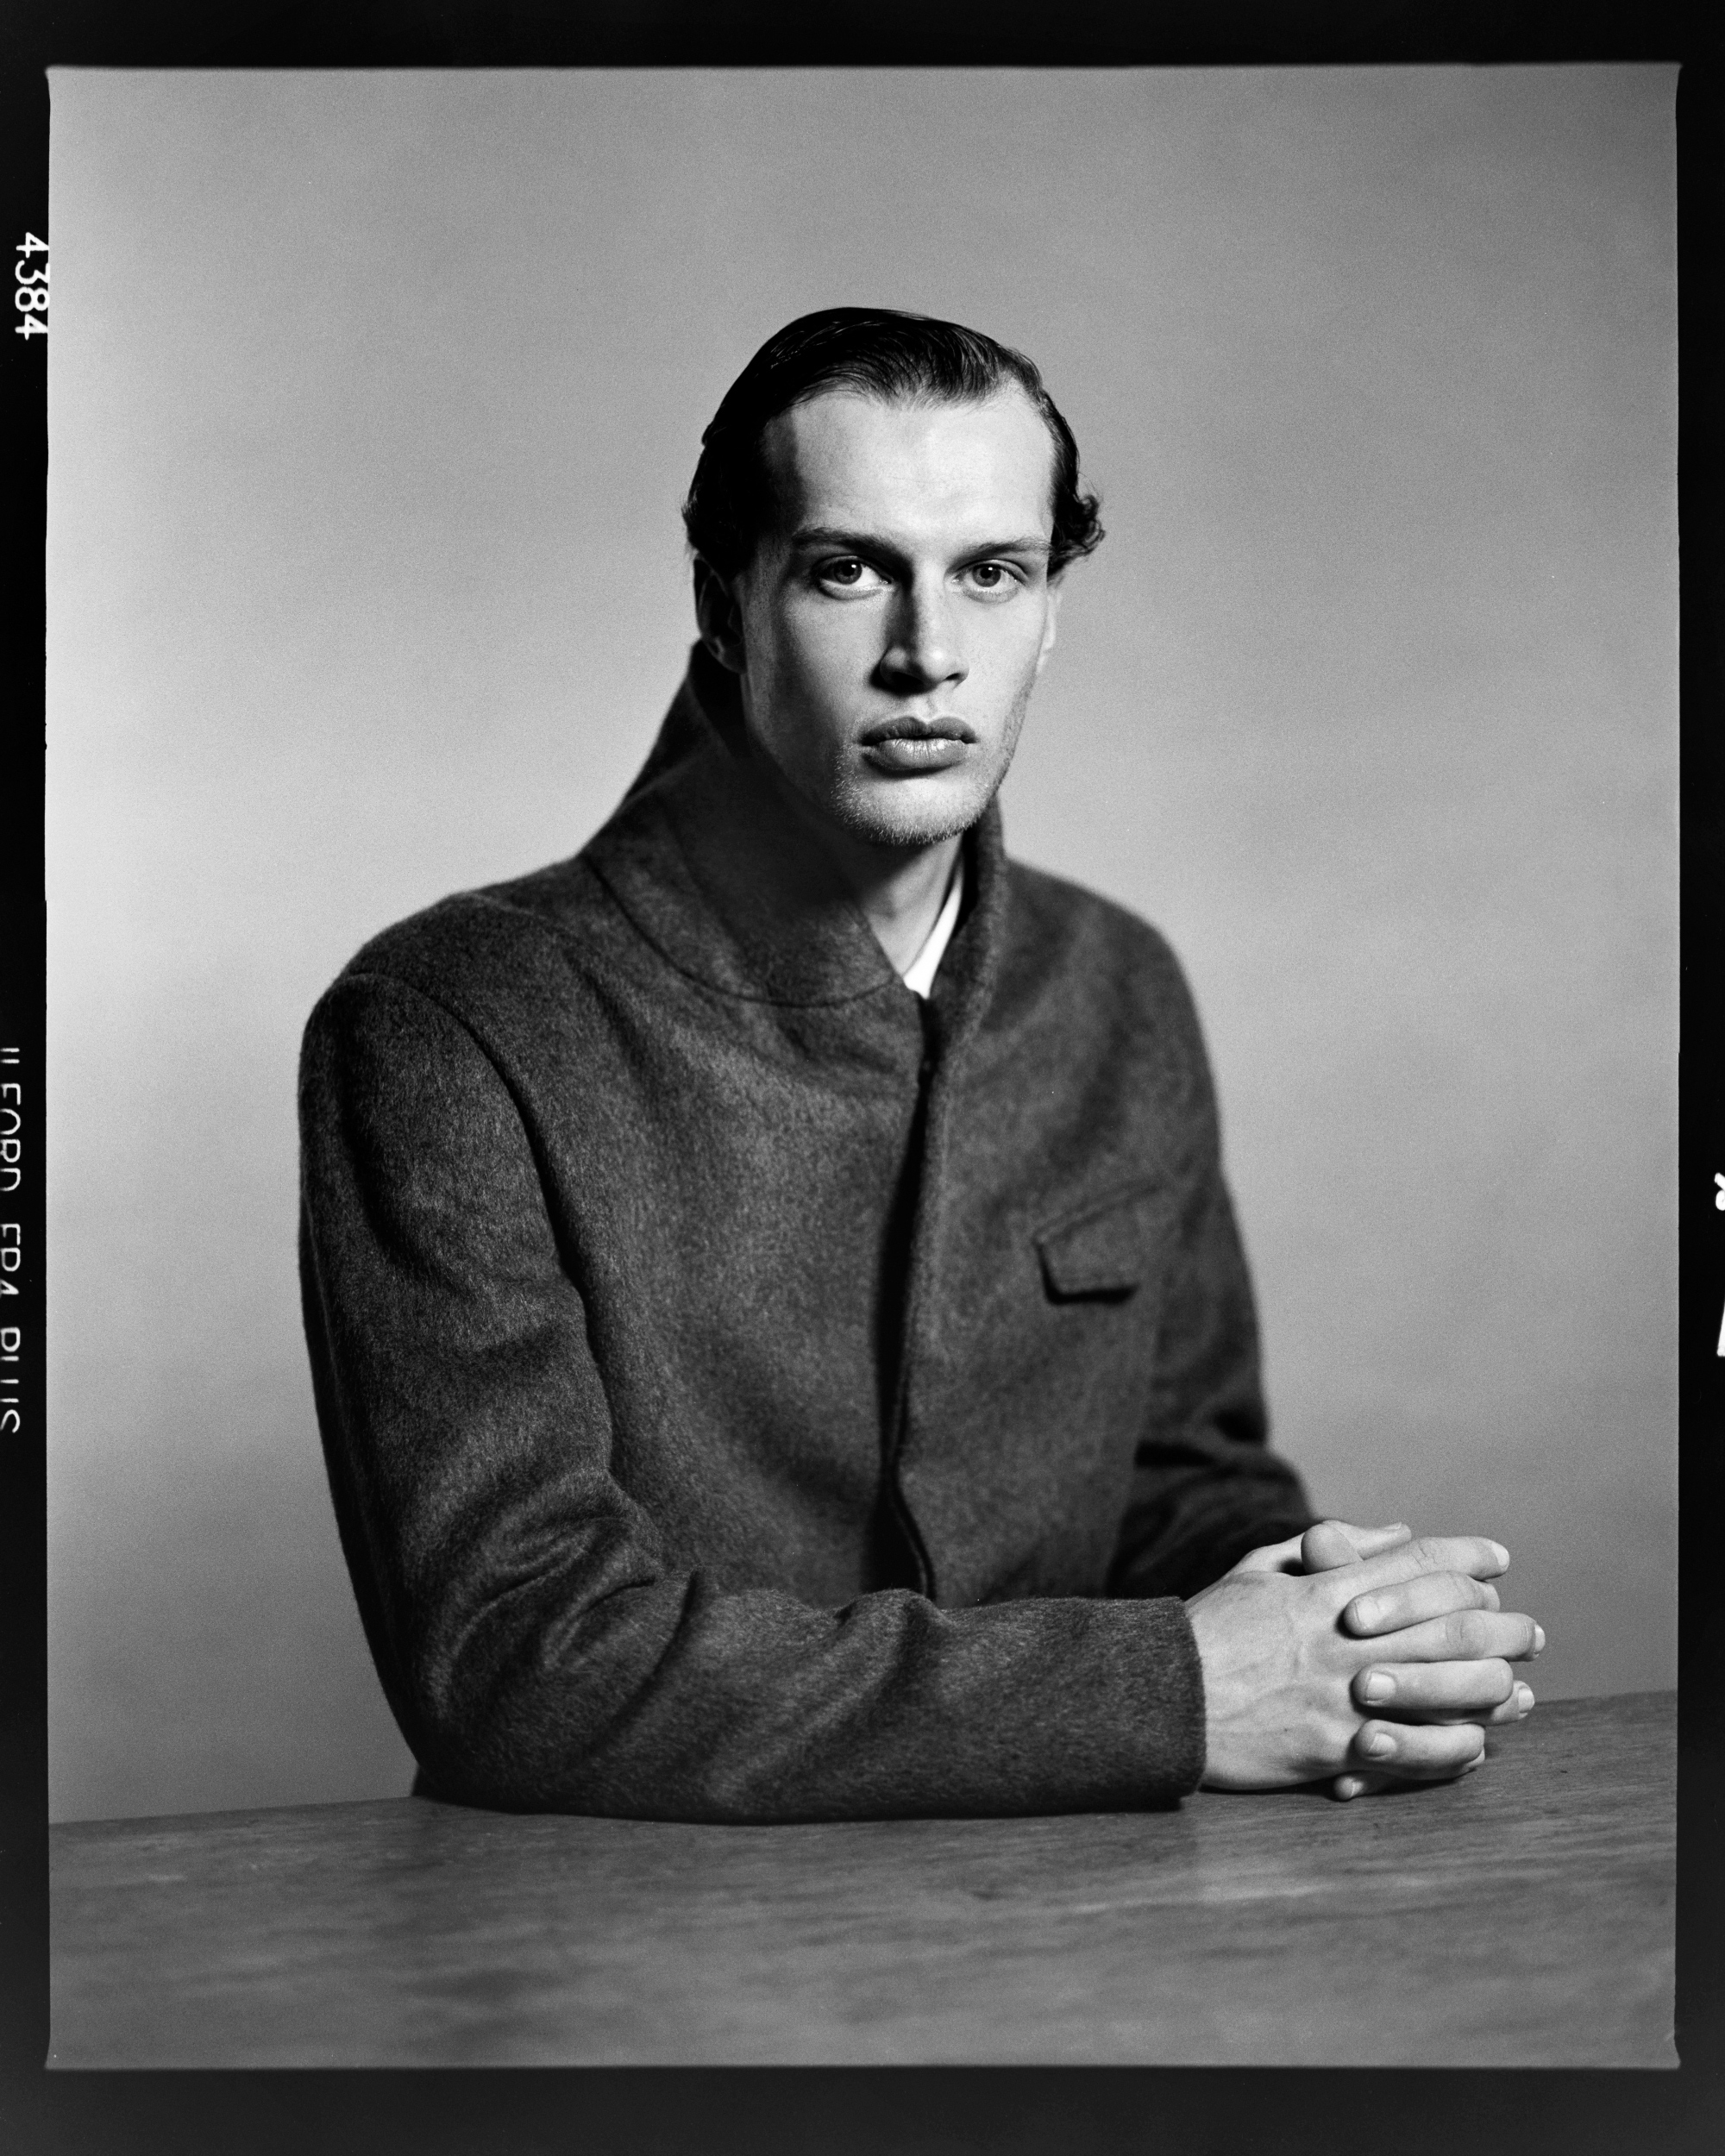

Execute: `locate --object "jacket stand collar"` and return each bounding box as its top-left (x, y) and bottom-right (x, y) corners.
top-left (586, 644), bottom-right (1007, 1039)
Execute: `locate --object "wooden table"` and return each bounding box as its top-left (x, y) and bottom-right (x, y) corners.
top-left (48, 1691), bottom-right (1676, 2068)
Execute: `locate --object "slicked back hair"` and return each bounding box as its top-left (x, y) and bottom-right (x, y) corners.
top-left (681, 306), bottom-right (1104, 580)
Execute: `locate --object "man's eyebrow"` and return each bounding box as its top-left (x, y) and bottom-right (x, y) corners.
top-left (787, 523), bottom-right (1053, 559)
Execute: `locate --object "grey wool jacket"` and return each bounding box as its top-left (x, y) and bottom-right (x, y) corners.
top-left (298, 645), bottom-right (1314, 1821)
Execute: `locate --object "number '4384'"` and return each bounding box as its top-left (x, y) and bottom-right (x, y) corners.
top-left (15, 232), bottom-right (47, 337)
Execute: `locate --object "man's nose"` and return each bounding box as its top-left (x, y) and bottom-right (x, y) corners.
top-left (876, 582), bottom-right (968, 695)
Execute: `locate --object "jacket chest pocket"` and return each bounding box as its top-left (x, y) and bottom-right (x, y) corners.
top-left (1033, 1180), bottom-right (1179, 1303)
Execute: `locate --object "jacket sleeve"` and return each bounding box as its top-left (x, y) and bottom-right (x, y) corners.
top-left (1104, 962), bottom-right (1317, 1601)
top-left (299, 968), bottom-right (1209, 1821)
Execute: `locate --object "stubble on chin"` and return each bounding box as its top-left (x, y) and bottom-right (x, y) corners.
top-left (751, 669), bottom-right (1041, 856)
top-left (753, 729), bottom-right (1002, 856)
top-left (828, 777), bottom-right (988, 852)
top-left (842, 678), bottom-right (1040, 851)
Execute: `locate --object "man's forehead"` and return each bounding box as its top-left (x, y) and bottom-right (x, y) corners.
top-left (760, 386), bottom-right (1057, 537)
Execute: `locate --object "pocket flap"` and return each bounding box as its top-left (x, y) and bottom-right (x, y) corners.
top-left (1034, 1181), bottom-right (1174, 1300)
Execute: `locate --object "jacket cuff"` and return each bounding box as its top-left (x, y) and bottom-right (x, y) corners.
top-left (1123, 1594), bottom-right (1208, 1801)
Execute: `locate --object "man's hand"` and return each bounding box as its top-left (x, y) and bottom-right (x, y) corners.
top-left (1292, 1520), bottom-right (1540, 1798)
top-left (1185, 1528), bottom-right (1543, 1796)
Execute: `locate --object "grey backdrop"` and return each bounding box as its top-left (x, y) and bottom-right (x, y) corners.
top-left (47, 67), bottom-right (1677, 1822)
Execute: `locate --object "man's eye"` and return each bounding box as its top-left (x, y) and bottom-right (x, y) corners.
top-left (817, 558), bottom-right (884, 591)
top-left (965, 562), bottom-right (1021, 594)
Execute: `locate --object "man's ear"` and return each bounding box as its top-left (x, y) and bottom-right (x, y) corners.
top-left (693, 557), bottom-right (747, 675)
top-left (1033, 577), bottom-right (1063, 677)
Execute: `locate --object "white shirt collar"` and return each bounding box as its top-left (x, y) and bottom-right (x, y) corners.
top-left (899, 856), bottom-right (965, 1000)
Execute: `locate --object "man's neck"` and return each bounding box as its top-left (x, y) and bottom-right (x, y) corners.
top-left (830, 830), bottom-right (962, 977)
top-left (755, 760), bottom-right (962, 974)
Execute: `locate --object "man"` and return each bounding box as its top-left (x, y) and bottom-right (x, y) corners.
top-left (298, 308), bottom-right (1540, 1820)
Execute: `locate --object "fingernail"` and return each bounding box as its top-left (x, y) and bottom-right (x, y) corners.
top-left (1516, 1684), bottom-right (1536, 1715)
top-left (1350, 1596), bottom-right (1381, 1630)
top-left (1488, 1542), bottom-right (1509, 1568)
top-left (1361, 1670), bottom-right (1395, 1704)
top-left (1532, 1624), bottom-right (1546, 1655)
top-left (1334, 1776), bottom-right (1365, 1801)
top-left (1361, 1728), bottom-right (1396, 1759)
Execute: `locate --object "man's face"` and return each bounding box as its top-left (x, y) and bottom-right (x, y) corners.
top-left (705, 386), bottom-right (1063, 851)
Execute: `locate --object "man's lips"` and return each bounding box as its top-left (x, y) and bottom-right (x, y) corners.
top-left (859, 716), bottom-right (976, 774)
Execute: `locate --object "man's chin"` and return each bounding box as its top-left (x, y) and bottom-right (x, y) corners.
top-left (837, 774), bottom-right (994, 852)
top-left (755, 740), bottom-right (996, 857)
